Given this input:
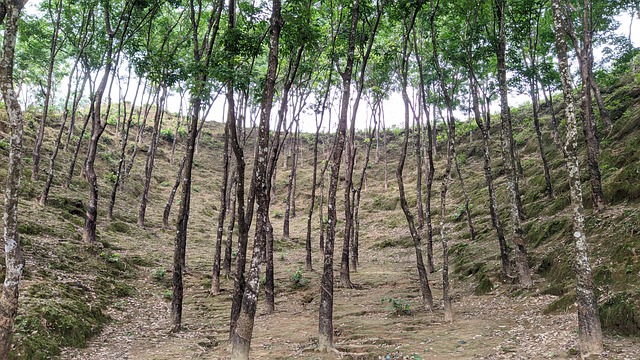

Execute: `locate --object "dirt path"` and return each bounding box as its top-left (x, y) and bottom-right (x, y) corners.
top-left (58, 227), bottom-right (640, 360)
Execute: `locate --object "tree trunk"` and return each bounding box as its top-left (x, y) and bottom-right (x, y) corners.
top-left (0, 2), bottom-right (27, 356)
top-left (83, 20), bottom-right (117, 242)
top-left (414, 113), bottom-right (425, 229)
top-left (123, 84), bottom-right (157, 184)
top-left (65, 97), bottom-right (92, 189)
top-left (414, 39), bottom-right (435, 273)
top-left (397, 8), bottom-right (433, 311)
top-left (282, 119), bottom-right (296, 241)
top-left (108, 75), bottom-right (144, 220)
top-left (351, 112), bottom-right (376, 272)
top-left (230, 1), bottom-right (281, 357)
top-left (223, 172), bottom-right (237, 278)
top-left (319, 0), bottom-right (360, 350)
top-left (470, 71), bottom-right (510, 280)
top-left (171, 89), bottom-right (186, 164)
top-left (64, 65), bottom-right (89, 152)
top-left (565, 0), bottom-right (605, 211)
top-left (40, 54), bottom-right (87, 206)
top-left (551, 1), bottom-right (604, 355)
top-left (530, 79), bottom-right (554, 199)
top-left (541, 84), bottom-right (562, 149)
top-left (429, 1), bottom-right (457, 321)
top-left (163, 156), bottom-right (186, 228)
top-left (172, 0), bottom-right (224, 332)
top-left (138, 85), bottom-right (166, 227)
top-left (32, 0), bottom-right (63, 182)
top-left (495, 0), bottom-right (532, 287)
top-left (211, 113), bottom-right (231, 295)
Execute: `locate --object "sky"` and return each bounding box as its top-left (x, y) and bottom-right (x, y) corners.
top-left (20, 3), bottom-right (640, 133)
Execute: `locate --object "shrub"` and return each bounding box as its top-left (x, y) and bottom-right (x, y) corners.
top-left (381, 297), bottom-right (412, 316)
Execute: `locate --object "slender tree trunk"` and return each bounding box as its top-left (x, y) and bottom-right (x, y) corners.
top-left (211, 115), bottom-right (231, 295)
top-left (83, 24), bottom-right (118, 242)
top-left (551, 1), bottom-right (604, 355)
top-left (40, 54), bottom-right (86, 206)
top-left (223, 171), bottom-right (237, 278)
top-left (530, 79), bottom-right (554, 199)
top-left (495, 0), bottom-right (532, 287)
top-left (414, 113), bottom-right (425, 229)
top-left (351, 112), bottom-right (376, 271)
top-left (32, 0), bottom-right (63, 182)
top-left (398, 11), bottom-right (433, 310)
top-left (283, 119), bottom-right (297, 241)
top-left (470, 71), bottom-right (510, 280)
top-left (172, 0), bottom-right (224, 332)
top-left (340, 0), bottom-right (383, 288)
top-left (414, 41), bottom-right (435, 273)
top-left (541, 84), bottom-right (562, 149)
top-left (123, 84), bottom-right (156, 184)
top-left (319, 0), bottom-right (360, 350)
top-left (171, 89), bottom-right (186, 164)
top-left (65, 98), bottom-right (92, 189)
top-left (64, 66), bottom-right (89, 152)
top-left (138, 85), bottom-right (167, 227)
top-left (0, 2), bottom-right (27, 356)
top-left (230, 1), bottom-right (281, 357)
top-left (305, 89), bottom-right (330, 271)
top-left (590, 72), bottom-right (611, 129)
top-left (163, 156), bottom-right (186, 228)
top-left (429, 1), bottom-right (457, 321)
top-left (108, 75), bottom-right (144, 220)
top-left (565, 0), bottom-right (605, 211)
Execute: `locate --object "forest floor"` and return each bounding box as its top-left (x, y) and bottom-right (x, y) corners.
top-left (57, 212), bottom-right (640, 360)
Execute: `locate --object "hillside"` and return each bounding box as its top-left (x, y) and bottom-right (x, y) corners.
top-left (1, 66), bottom-right (640, 359)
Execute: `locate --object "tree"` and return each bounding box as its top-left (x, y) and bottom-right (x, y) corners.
top-left (230, 0), bottom-right (282, 357)
top-left (0, 1), bottom-right (28, 357)
top-left (395, 0), bottom-right (433, 312)
top-left (339, 0), bottom-right (384, 288)
top-left (211, 121), bottom-right (230, 295)
top-left (564, 0), bottom-right (605, 211)
top-left (171, 0), bottom-right (224, 332)
top-left (31, 0), bottom-right (65, 182)
top-left (551, 0), bottom-right (604, 355)
top-left (494, 0), bottom-right (532, 287)
top-left (319, 0), bottom-right (360, 350)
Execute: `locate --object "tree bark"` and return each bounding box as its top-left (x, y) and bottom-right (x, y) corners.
top-left (32, 0), bottom-right (63, 182)
top-left (495, 0), bottom-right (532, 287)
top-left (211, 112), bottom-right (231, 295)
top-left (108, 75), bottom-right (144, 220)
top-left (172, 0), bottom-right (224, 332)
top-left (429, 1), bottom-right (455, 321)
top-left (340, 0), bottom-right (383, 288)
top-left (319, 0), bottom-right (360, 350)
top-left (551, 0), bottom-right (604, 355)
top-left (470, 70), bottom-right (510, 280)
top-left (414, 39), bottom-right (435, 273)
top-left (40, 53), bottom-right (87, 206)
top-left (397, 7), bottom-right (433, 311)
top-left (163, 155), bottom-right (186, 228)
top-left (0, 2), bottom-right (27, 356)
top-left (230, 1), bottom-right (281, 357)
top-left (138, 85), bottom-right (167, 227)
top-left (223, 171), bottom-right (237, 278)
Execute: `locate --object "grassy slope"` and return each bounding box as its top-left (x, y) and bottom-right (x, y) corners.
top-left (0, 67), bottom-right (638, 358)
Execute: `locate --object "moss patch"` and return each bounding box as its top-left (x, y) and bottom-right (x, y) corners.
top-left (543, 292), bottom-right (577, 314)
top-left (599, 293), bottom-right (640, 336)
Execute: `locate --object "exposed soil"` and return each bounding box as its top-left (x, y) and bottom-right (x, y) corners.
top-left (58, 218), bottom-right (640, 360)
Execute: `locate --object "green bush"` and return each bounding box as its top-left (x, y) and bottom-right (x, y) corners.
top-left (381, 297), bottom-right (412, 315)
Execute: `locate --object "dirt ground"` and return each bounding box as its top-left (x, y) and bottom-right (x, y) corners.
top-left (58, 219), bottom-right (640, 360)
